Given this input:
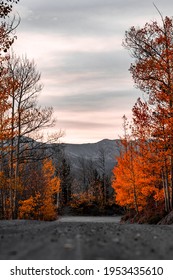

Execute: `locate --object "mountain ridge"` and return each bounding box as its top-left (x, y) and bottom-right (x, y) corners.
top-left (62, 138), bottom-right (121, 175)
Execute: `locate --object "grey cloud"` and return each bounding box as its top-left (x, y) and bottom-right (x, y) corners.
top-left (17, 0), bottom-right (173, 44)
top-left (18, 0), bottom-right (162, 36)
top-left (40, 89), bottom-right (141, 113)
top-left (57, 119), bottom-right (115, 130)
top-left (60, 51), bottom-right (127, 73)
top-left (40, 49), bottom-right (131, 90)
top-left (15, 0), bottom-right (173, 143)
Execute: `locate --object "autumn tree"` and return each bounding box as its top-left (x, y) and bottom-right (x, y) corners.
top-left (0, 0), bottom-right (20, 158)
top-left (0, 54), bottom-right (63, 220)
top-left (122, 14), bottom-right (173, 212)
top-left (0, 1), bottom-right (63, 220)
top-left (112, 111), bottom-right (164, 219)
top-left (0, 0), bottom-right (20, 219)
top-left (19, 159), bottom-right (60, 220)
top-left (0, 46), bottom-right (61, 220)
top-left (0, 54), bottom-right (55, 219)
top-left (37, 159), bottom-right (60, 220)
top-left (112, 137), bottom-right (163, 215)
top-left (7, 54), bottom-right (55, 165)
top-left (113, 14), bottom-right (173, 220)
top-left (0, 0), bottom-right (20, 153)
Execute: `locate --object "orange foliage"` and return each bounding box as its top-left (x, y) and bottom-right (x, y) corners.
top-left (123, 16), bottom-right (173, 212)
top-left (70, 192), bottom-right (95, 209)
top-left (112, 110), bottom-right (165, 214)
top-left (18, 195), bottom-right (39, 220)
top-left (18, 159), bottom-right (60, 221)
top-left (39, 159), bottom-right (60, 220)
top-left (112, 137), bottom-right (163, 214)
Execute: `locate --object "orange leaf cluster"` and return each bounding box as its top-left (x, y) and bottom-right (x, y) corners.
top-left (18, 159), bottom-right (60, 221)
top-left (114, 16), bottom-right (173, 217)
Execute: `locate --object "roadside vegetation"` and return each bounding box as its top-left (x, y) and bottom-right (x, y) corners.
top-left (1, 2), bottom-right (173, 224)
top-left (112, 12), bottom-right (173, 224)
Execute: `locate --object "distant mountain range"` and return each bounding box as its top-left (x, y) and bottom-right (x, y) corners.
top-left (62, 139), bottom-right (121, 175)
top-left (16, 137), bottom-right (121, 177)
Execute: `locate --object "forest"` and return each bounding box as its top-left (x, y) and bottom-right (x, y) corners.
top-left (0, 1), bottom-right (173, 224)
top-left (112, 13), bottom-right (173, 223)
top-left (0, 0), bottom-right (62, 220)
top-left (0, 0), bottom-right (115, 220)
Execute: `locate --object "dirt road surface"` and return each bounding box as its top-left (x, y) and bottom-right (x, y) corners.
top-left (0, 216), bottom-right (173, 259)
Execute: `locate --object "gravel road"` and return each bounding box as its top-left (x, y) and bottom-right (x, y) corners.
top-left (0, 216), bottom-right (173, 260)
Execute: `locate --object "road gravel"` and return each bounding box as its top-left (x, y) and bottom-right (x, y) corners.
top-left (0, 216), bottom-right (173, 259)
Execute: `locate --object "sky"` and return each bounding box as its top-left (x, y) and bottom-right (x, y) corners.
top-left (11, 0), bottom-right (173, 143)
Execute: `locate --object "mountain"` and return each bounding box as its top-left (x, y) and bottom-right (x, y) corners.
top-left (14, 137), bottom-right (121, 177)
top-left (62, 139), bottom-right (121, 175)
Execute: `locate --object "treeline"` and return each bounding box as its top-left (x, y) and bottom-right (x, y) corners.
top-left (0, 0), bottom-right (61, 220)
top-left (48, 144), bottom-right (116, 216)
top-left (0, 1), bottom-right (117, 220)
top-left (68, 150), bottom-right (115, 215)
top-left (112, 16), bottom-right (173, 223)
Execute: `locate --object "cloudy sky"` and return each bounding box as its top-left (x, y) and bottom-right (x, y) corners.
top-left (12, 0), bottom-right (173, 143)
